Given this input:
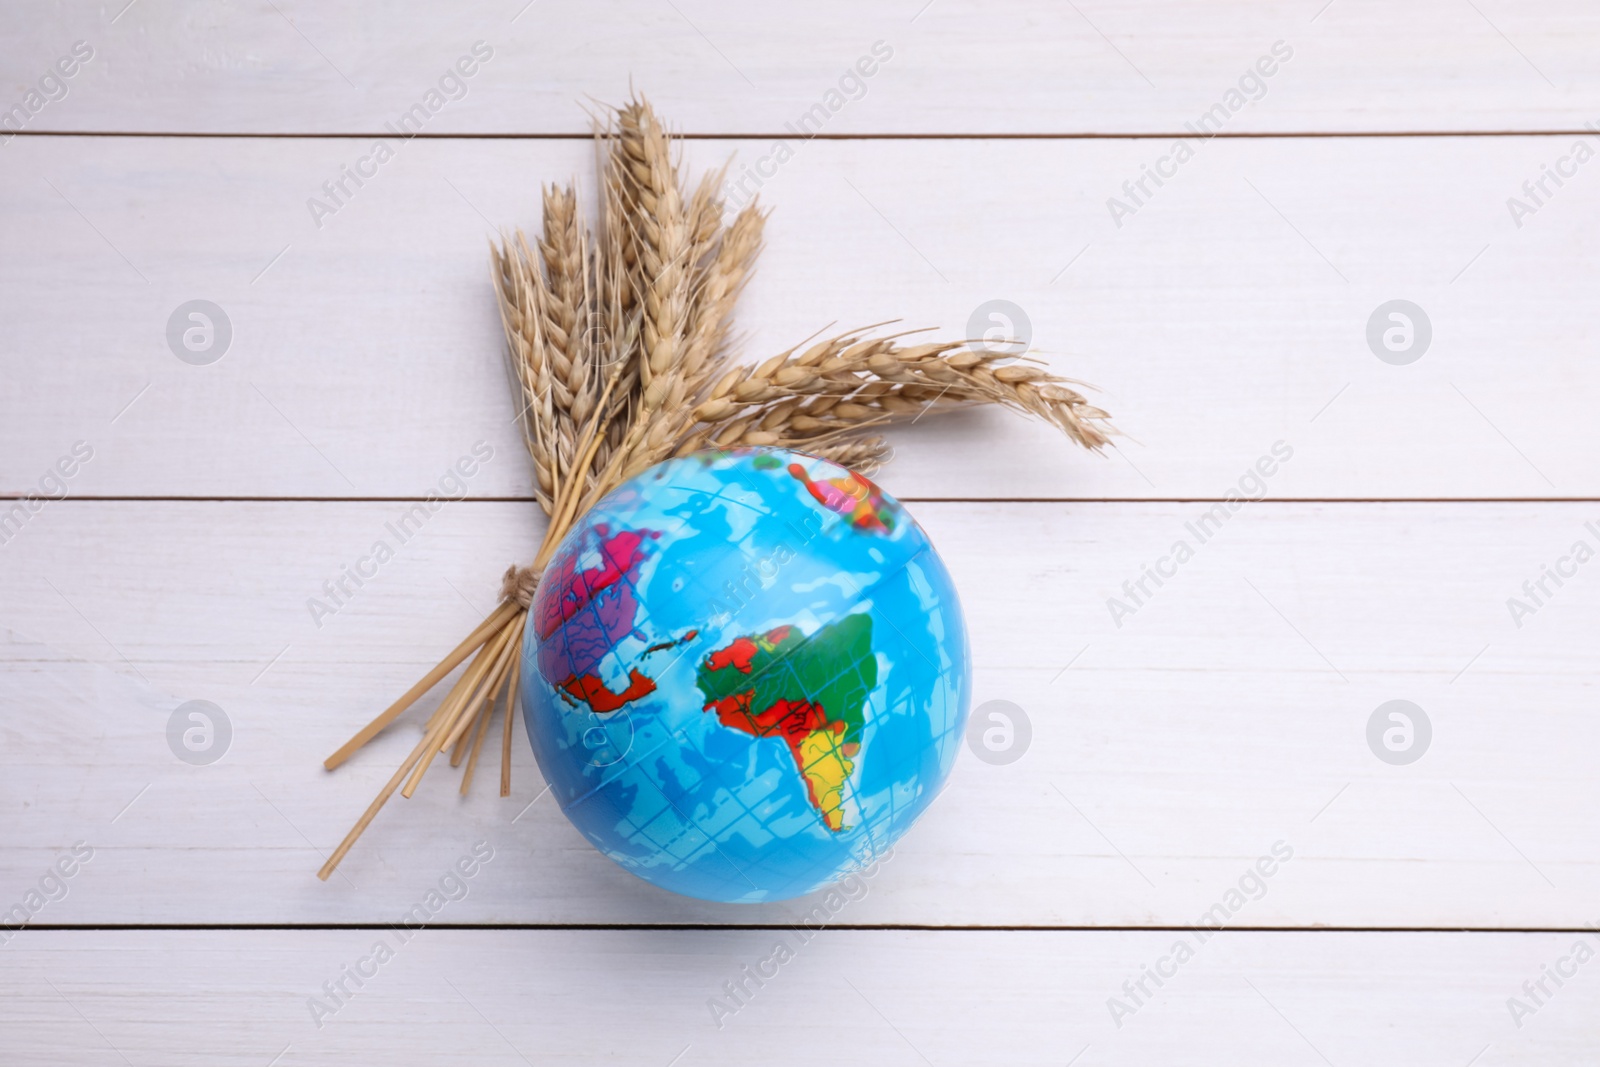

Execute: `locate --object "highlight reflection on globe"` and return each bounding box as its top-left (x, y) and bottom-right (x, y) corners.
top-left (519, 447), bottom-right (970, 902)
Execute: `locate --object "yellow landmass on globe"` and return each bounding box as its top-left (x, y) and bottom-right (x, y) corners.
top-left (796, 727), bottom-right (856, 831)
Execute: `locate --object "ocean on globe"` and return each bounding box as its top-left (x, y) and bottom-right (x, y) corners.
top-left (518, 447), bottom-right (970, 903)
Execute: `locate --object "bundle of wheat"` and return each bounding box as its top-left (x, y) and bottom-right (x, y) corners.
top-left (317, 96), bottom-right (1112, 880)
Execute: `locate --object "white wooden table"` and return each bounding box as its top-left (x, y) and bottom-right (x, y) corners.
top-left (3, 2), bottom-right (1598, 1063)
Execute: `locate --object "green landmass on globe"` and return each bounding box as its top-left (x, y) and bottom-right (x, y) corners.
top-left (696, 615), bottom-right (877, 832)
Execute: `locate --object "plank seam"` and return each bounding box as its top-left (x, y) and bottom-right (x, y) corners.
top-left (6, 130), bottom-right (1600, 141)
top-left (11, 924), bottom-right (1593, 934)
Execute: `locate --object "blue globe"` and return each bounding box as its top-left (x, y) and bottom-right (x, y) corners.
top-left (519, 447), bottom-right (970, 902)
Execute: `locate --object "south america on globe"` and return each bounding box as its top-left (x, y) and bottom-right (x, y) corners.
top-left (519, 447), bottom-right (969, 902)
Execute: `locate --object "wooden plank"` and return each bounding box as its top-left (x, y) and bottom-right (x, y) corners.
top-left (2, 499), bottom-right (1596, 927)
top-left (2, 134), bottom-right (1597, 501)
top-left (4, 1), bottom-right (1600, 135)
top-left (3, 928), bottom-right (1596, 1064)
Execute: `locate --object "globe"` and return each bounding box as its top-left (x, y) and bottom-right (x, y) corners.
top-left (518, 447), bottom-right (970, 902)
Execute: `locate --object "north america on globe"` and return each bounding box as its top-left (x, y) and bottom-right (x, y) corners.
top-left (533, 523), bottom-right (666, 714)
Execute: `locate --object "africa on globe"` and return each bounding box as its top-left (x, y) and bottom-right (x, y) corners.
top-left (519, 447), bottom-right (970, 902)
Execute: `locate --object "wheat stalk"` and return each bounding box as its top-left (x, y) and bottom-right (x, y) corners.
top-left (682, 332), bottom-right (1112, 454)
top-left (537, 184), bottom-right (597, 489)
top-left (617, 99), bottom-right (691, 413)
top-left (684, 201), bottom-right (764, 394)
top-left (317, 94), bottom-right (1114, 879)
top-left (492, 235), bottom-right (559, 512)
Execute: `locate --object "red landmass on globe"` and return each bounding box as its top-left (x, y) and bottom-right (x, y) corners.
top-left (703, 626), bottom-right (791, 676)
top-left (785, 463), bottom-right (895, 534)
top-left (534, 524), bottom-right (663, 715)
top-left (558, 669), bottom-right (658, 713)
